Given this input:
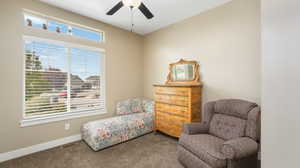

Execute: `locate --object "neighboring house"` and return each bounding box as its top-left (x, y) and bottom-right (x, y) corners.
top-left (42, 70), bottom-right (68, 90)
top-left (41, 68), bottom-right (84, 91)
top-left (71, 75), bottom-right (85, 90)
top-left (85, 75), bottom-right (100, 89)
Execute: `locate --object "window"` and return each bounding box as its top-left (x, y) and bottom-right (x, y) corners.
top-left (22, 37), bottom-right (105, 126)
top-left (23, 13), bottom-right (104, 43)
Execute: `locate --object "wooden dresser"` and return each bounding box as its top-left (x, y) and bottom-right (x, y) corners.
top-left (153, 84), bottom-right (203, 138)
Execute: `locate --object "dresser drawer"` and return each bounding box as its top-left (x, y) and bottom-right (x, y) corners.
top-left (156, 112), bottom-right (188, 127)
top-left (157, 121), bottom-right (180, 137)
top-left (155, 94), bottom-right (189, 106)
top-left (156, 112), bottom-right (188, 137)
top-left (156, 121), bottom-right (177, 137)
top-left (156, 103), bottom-right (189, 118)
top-left (155, 87), bottom-right (189, 96)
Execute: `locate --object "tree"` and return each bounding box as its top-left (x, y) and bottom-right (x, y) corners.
top-left (25, 51), bottom-right (67, 115)
top-left (25, 51), bottom-right (42, 70)
top-left (25, 51), bottom-right (48, 101)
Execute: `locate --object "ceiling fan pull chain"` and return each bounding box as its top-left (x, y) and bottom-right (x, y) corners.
top-left (130, 7), bottom-right (134, 32)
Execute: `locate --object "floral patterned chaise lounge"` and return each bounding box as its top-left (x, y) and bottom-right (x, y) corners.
top-left (81, 98), bottom-right (154, 151)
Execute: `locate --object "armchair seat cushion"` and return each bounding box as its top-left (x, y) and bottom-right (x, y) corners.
top-left (209, 114), bottom-right (246, 140)
top-left (179, 134), bottom-right (226, 168)
top-left (183, 122), bottom-right (209, 135)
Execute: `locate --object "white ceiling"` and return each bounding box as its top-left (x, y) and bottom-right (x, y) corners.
top-left (40, 0), bottom-right (232, 35)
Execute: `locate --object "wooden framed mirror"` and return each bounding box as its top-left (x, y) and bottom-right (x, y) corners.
top-left (166, 59), bottom-right (201, 86)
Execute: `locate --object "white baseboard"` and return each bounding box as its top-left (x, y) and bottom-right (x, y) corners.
top-left (0, 134), bottom-right (82, 163)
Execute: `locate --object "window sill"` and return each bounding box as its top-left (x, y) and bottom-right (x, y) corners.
top-left (20, 110), bottom-right (107, 127)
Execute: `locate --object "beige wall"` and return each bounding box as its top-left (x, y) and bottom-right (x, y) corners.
top-left (0, 0), bottom-right (262, 155)
top-left (262, 0), bottom-right (300, 167)
top-left (0, 0), bottom-right (143, 153)
top-left (143, 0), bottom-right (261, 104)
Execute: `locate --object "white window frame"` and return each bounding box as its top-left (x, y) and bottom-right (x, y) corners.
top-left (20, 36), bottom-right (106, 127)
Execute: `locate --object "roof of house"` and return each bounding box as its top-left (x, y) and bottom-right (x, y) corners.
top-left (86, 75), bottom-right (100, 81)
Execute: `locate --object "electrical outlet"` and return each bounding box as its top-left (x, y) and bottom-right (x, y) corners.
top-left (65, 123), bottom-right (70, 130)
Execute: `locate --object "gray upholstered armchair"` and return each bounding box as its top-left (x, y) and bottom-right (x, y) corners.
top-left (177, 99), bottom-right (260, 168)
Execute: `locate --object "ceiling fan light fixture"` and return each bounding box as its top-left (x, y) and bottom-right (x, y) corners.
top-left (107, 0), bottom-right (154, 20)
top-left (122, 0), bottom-right (141, 8)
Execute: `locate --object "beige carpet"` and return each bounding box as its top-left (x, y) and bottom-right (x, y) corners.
top-left (0, 133), bottom-right (184, 168)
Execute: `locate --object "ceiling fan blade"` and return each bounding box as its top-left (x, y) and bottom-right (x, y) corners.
top-left (138, 3), bottom-right (154, 19)
top-left (107, 1), bottom-right (124, 15)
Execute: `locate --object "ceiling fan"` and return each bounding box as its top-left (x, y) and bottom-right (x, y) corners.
top-left (106, 0), bottom-right (154, 19)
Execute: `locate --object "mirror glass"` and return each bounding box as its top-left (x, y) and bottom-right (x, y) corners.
top-left (172, 64), bottom-right (195, 81)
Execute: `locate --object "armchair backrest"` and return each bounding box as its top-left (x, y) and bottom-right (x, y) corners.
top-left (204, 99), bottom-right (260, 141)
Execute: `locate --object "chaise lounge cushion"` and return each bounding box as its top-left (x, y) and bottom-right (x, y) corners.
top-left (82, 112), bottom-right (154, 151)
top-left (131, 98), bottom-right (143, 113)
top-left (116, 99), bottom-right (132, 115)
top-left (116, 98), bottom-right (154, 115)
top-left (179, 134), bottom-right (226, 168)
top-left (142, 98), bottom-right (154, 113)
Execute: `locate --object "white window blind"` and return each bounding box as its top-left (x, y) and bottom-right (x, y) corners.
top-left (24, 38), bottom-right (104, 118)
top-left (70, 48), bottom-right (105, 113)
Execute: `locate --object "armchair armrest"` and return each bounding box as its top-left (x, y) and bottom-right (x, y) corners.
top-left (221, 137), bottom-right (258, 160)
top-left (183, 122), bottom-right (209, 135)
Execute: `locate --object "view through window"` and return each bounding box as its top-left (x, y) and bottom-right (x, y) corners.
top-left (24, 39), bottom-right (104, 117)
